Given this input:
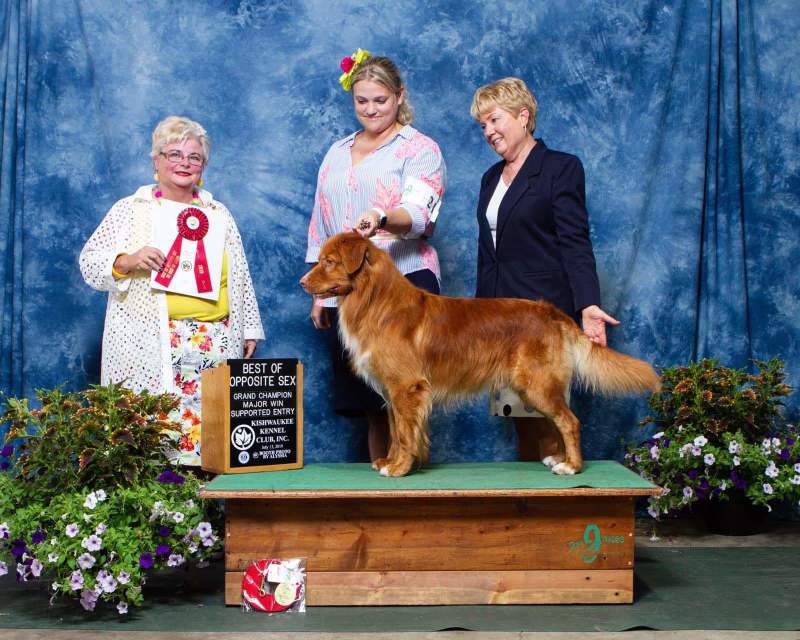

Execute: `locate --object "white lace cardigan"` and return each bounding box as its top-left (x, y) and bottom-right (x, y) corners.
top-left (79, 185), bottom-right (265, 394)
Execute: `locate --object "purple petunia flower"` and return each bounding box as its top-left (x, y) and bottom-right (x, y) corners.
top-left (10, 539), bottom-right (27, 558)
top-left (687, 470), bottom-right (699, 480)
top-left (780, 448), bottom-right (791, 461)
top-left (0, 445), bottom-right (13, 457)
top-left (69, 570), bottom-right (84, 591)
top-left (30, 529), bottom-right (46, 545)
top-left (156, 544), bottom-right (171, 556)
top-left (156, 470), bottom-right (186, 485)
top-left (77, 553), bottom-right (95, 570)
top-left (139, 552), bottom-right (154, 569)
top-left (158, 525), bottom-right (171, 537)
top-left (0, 461), bottom-right (9, 470)
top-left (80, 588), bottom-right (98, 611)
top-left (81, 535), bottom-right (102, 552)
top-left (730, 470), bottom-right (748, 490)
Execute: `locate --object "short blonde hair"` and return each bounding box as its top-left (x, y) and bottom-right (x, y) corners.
top-left (150, 116), bottom-right (211, 164)
top-left (470, 77), bottom-right (538, 134)
top-left (350, 56), bottom-right (413, 126)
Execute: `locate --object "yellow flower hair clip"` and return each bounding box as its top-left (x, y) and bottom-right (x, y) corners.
top-left (338, 48), bottom-right (371, 91)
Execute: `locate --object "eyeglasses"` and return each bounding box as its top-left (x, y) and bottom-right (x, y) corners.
top-left (160, 150), bottom-right (204, 166)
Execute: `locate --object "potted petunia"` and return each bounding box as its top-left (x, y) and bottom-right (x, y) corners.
top-left (0, 383), bottom-right (222, 613)
top-left (626, 358), bottom-right (799, 534)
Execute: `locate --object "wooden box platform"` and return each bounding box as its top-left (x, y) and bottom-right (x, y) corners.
top-left (200, 460), bottom-right (660, 606)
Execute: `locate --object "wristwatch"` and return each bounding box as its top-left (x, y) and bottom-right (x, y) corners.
top-left (373, 207), bottom-right (388, 229)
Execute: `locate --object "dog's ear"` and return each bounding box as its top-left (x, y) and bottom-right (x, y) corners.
top-left (342, 237), bottom-right (369, 275)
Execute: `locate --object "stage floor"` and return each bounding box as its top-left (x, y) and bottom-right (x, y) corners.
top-left (1, 524), bottom-right (798, 634)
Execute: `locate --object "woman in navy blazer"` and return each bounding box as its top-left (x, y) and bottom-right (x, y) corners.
top-left (471, 77), bottom-right (619, 461)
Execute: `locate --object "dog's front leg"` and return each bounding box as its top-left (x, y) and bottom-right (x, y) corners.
top-left (377, 378), bottom-right (432, 477)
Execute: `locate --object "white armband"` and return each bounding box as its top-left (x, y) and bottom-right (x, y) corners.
top-left (401, 176), bottom-right (441, 223)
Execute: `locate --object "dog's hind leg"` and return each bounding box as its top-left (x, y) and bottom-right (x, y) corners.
top-left (515, 377), bottom-right (582, 475)
top-left (372, 410), bottom-right (397, 471)
top-left (379, 378), bottom-right (432, 477)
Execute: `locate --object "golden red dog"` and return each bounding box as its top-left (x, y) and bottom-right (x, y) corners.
top-left (301, 232), bottom-right (660, 477)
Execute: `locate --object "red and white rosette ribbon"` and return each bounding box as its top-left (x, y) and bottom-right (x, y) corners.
top-left (155, 207), bottom-right (213, 293)
top-left (241, 559), bottom-right (302, 612)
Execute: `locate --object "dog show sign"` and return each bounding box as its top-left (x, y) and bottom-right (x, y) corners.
top-left (201, 359), bottom-right (303, 474)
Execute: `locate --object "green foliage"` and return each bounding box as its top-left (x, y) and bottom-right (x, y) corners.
top-left (0, 383), bottom-right (221, 614)
top-left (626, 358), bottom-right (800, 518)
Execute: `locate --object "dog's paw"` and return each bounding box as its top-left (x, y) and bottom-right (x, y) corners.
top-left (542, 455), bottom-right (559, 468)
top-left (552, 462), bottom-right (577, 476)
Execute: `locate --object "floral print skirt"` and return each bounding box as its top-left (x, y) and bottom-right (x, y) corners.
top-left (166, 318), bottom-right (229, 466)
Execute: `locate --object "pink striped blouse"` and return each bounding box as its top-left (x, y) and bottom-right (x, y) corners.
top-left (305, 125), bottom-right (446, 306)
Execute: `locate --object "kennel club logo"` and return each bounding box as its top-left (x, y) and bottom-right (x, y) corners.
top-left (230, 424), bottom-right (256, 464)
top-left (567, 524), bottom-right (625, 563)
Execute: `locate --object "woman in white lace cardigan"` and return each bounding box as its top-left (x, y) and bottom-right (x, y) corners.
top-left (79, 116), bottom-right (264, 465)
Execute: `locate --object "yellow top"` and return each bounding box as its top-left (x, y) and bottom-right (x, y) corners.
top-left (113, 252), bottom-right (229, 322)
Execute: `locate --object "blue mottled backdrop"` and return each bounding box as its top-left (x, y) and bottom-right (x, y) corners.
top-left (1, 1), bottom-right (798, 462)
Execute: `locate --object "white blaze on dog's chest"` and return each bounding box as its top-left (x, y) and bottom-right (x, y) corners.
top-left (338, 314), bottom-right (384, 396)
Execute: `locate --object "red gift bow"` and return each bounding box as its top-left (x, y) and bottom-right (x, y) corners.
top-left (155, 207), bottom-right (213, 293)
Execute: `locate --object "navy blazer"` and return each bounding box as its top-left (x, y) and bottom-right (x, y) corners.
top-left (475, 139), bottom-right (601, 322)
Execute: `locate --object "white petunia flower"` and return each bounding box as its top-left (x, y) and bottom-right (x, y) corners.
top-left (733, 456), bottom-right (741, 466)
top-left (167, 554), bottom-right (185, 567)
top-left (790, 475), bottom-right (800, 486)
top-left (30, 559), bottom-right (43, 577)
top-left (765, 462), bottom-right (779, 479)
top-left (117, 571), bottom-right (130, 585)
top-left (719, 480), bottom-right (727, 491)
top-left (184, 499), bottom-right (195, 510)
top-left (647, 505), bottom-right (659, 519)
top-left (0, 523), bottom-right (8, 538)
top-left (694, 436), bottom-right (708, 447)
top-left (794, 463), bottom-right (800, 474)
top-left (172, 512), bottom-right (185, 524)
top-left (683, 487), bottom-right (693, 498)
top-left (0, 561), bottom-right (7, 577)
top-left (65, 523), bottom-right (79, 538)
top-left (195, 522), bottom-right (213, 538)
top-left (95, 489), bottom-right (107, 502)
top-left (763, 483), bottom-right (773, 494)
top-left (95, 523), bottom-right (107, 535)
top-left (704, 453), bottom-right (715, 466)
top-left (69, 570), bottom-right (84, 590)
top-left (83, 492), bottom-right (98, 510)
top-left (47, 552), bottom-right (59, 563)
top-left (691, 446), bottom-right (702, 457)
top-left (117, 601), bottom-right (128, 615)
top-left (728, 441), bottom-right (739, 454)
top-left (772, 437), bottom-right (781, 448)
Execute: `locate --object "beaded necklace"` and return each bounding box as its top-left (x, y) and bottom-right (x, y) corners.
top-left (154, 188), bottom-right (202, 207)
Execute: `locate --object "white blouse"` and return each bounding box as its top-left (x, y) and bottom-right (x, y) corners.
top-left (485, 177), bottom-right (509, 247)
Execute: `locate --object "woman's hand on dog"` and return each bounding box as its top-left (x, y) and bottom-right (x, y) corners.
top-left (581, 305), bottom-right (620, 347)
top-left (310, 298), bottom-right (332, 330)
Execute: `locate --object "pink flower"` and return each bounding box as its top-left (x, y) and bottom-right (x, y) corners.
top-left (394, 131), bottom-right (437, 159)
top-left (340, 56), bottom-right (355, 73)
top-left (370, 178), bottom-right (402, 211)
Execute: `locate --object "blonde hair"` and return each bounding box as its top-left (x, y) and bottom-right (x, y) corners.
top-left (349, 56), bottom-right (413, 125)
top-left (150, 116), bottom-right (211, 164)
top-left (470, 77), bottom-right (538, 134)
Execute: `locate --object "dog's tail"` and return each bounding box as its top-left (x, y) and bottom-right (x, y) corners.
top-left (570, 330), bottom-right (660, 396)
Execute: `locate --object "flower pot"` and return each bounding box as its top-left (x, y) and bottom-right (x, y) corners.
top-left (702, 494), bottom-right (770, 536)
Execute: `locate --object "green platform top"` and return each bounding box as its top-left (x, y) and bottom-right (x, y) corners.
top-left (201, 460), bottom-right (659, 499)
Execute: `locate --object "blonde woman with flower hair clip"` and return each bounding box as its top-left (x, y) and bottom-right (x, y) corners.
top-left (304, 50), bottom-right (447, 463)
